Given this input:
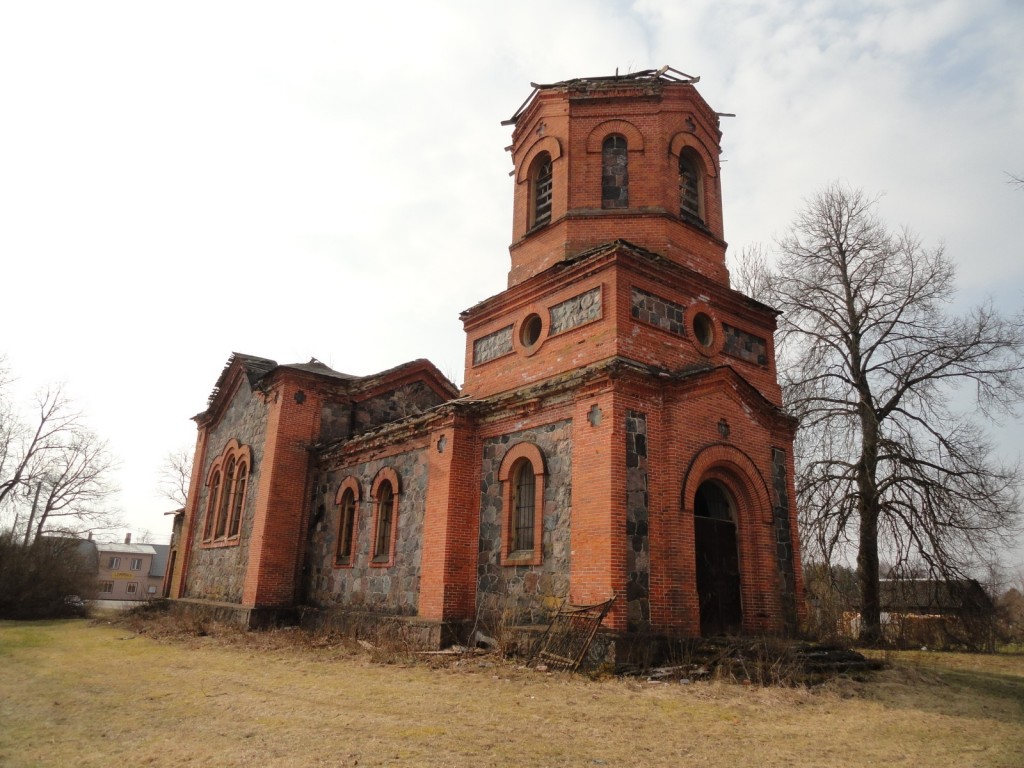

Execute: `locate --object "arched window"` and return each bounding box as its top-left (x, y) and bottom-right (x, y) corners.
top-left (215, 457), bottom-right (235, 538)
top-left (679, 149), bottom-right (703, 222)
top-left (228, 463), bottom-right (247, 538)
top-left (373, 481), bottom-right (395, 563)
top-left (601, 135), bottom-right (628, 209)
top-left (498, 442), bottom-right (545, 566)
top-left (203, 471), bottom-right (221, 540)
top-left (336, 487), bottom-right (357, 565)
top-left (530, 152), bottom-right (553, 228)
top-left (511, 459), bottom-right (536, 552)
top-left (200, 439), bottom-right (252, 547)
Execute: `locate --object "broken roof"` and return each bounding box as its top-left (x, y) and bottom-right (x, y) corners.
top-left (503, 65), bottom-right (700, 125)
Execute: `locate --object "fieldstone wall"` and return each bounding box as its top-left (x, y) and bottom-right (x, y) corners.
top-left (477, 420), bottom-right (573, 627)
top-left (549, 287), bottom-right (602, 336)
top-left (184, 384), bottom-right (267, 604)
top-left (723, 324), bottom-right (768, 366)
top-left (353, 382), bottom-right (447, 434)
top-left (304, 448), bottom-right (429, 616)
top-left (473, 325), bottom-right (514, 365)
top-left (771, 447), bottom-right (798, 632)
top-left (625, 411), bottom-right (650, 632)
top-left (631, 287), bottom-right (686, 336)
top-left (319, 399), bottom-right (351, 443)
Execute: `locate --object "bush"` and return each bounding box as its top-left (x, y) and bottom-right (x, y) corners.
top-left (0, 530), bottom-right (98, 619)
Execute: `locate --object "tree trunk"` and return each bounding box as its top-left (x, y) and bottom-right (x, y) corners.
top-left (857, 506), bottom-right (882, 644)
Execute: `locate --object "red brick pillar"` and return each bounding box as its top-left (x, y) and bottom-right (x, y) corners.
top-left (419, 414), bottom-right (480, 622)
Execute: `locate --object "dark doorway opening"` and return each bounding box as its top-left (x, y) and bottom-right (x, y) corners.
top-left (694, 480), bottom-right (742, 635)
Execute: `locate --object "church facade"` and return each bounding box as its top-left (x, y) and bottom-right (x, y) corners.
top-left (165, 68), bottom-right (804, 644)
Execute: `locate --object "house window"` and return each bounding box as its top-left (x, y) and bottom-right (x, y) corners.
top-left (530, 152), bottom-right (553, 228)
top-left (100, 581), bottom-right (113, 594)
top-left (108, 557), bottom-right (120, 569)
top-left (369, 468), bottom-right (400, 567)
top-left (202, 439), bottom-right (252, 545)
top-left (130, 558), bottom-right (142, 571)
top-left (126, 582), bottom-right (139, 595)
top-left (679, 149), bottom-right (703, 222)
top-left (335, 480), bottom-right (360, 566)
top-left (601, 135), bottom-right (628, 209)
top-left (498, 442), bottom-right (546, 566)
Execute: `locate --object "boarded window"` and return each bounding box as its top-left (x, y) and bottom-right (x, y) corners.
top-left (531, 153), bottom-right (553, 228)
top-left (679, 150), bottom-right (702, 222)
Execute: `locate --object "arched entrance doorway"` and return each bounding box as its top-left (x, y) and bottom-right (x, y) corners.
top-left (694, 480), bottom-right (742, 635)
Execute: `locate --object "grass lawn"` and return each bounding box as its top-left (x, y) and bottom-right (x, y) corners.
top-left (1, 618), bottom-right (1022, 767)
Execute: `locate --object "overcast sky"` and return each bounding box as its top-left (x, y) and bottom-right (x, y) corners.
top-left (2, 1), bottom-right (1022, 557)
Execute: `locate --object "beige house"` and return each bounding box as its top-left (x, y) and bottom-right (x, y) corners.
top-left (96, 537), bottom-right (169, 601)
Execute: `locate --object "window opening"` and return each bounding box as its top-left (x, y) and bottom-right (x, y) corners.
top-left (337, 488), bottom-right (357, 564)
top-left (203, 471), bottom-right (220, 540)
top-left (130, 558), bottom-right (142, 571)
top-left (108, 557), bottom-right (120, 569)
top-left (531, 154), bottom-right (553, 228)
top-left (693, 312), bottom-right (715, 347)
top-left (374, 482), bottom-right (394, 562)
top-left (601, 135), bottom-right (628, 209)
top-left (512, 460), bottom-right (536, 552)
top-left (679, 151), bottom-right (702, 222)
top-left (228, 463), bottom-right (247, 538)
top-left (520, 313), bottom-right (542, 347)
top-left (126, 582), bottom-right (139, 595)
top-left (215, 457), bottom-right (235, 538)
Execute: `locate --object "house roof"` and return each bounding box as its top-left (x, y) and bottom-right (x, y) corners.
top-left (879, 579), bottom-right (994, 613)
top-left (148, 543), bottom-right (170, 577)
top-left (97, 543), bottom-right (157, 556)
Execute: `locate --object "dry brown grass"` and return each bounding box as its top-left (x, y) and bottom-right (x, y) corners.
top-left (1, 617), bottom-right (1022, 767)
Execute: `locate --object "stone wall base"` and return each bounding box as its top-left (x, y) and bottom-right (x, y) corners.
top-left (297, 606), bottom-right (468, 650)
top-left (171, 598), bottom-right (299, 630)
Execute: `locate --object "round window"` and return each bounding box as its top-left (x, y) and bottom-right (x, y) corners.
top-left (693, 312), bottom-right (715, 347)
top-left (520, 313), bottom-right (543, 347)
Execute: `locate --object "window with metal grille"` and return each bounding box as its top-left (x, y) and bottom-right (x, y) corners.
top-left (373, 482), bottom-right (394, 562)
top-left (679, 150), bottom-right (702, 222)
top-left (512, 460), bottom-right (536, 552)
top-left (126, 582), bottom-right (138, 595)
top-left (336, 487), bottom-right (357, 565)
top-left (531, 153), bottom-right (553, 228)
top-left (601, 135), bottom-right (628, 209)
top-left (100, 581), bottom-right (113, 593)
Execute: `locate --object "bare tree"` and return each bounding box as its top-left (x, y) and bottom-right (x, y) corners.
top-left (1008, 173), bottom-right (1024, 191)
top-left (156, 446), bottom-right (192, 509)
top-left (0, 373), bottom-right (119, 543)
top-left (753, 183), bottom-right (1024, 643)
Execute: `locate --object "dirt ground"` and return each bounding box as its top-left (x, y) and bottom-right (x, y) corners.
top-left (1, 617), bottom-right (1022, 767)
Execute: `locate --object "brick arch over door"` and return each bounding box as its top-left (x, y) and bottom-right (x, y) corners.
top-left (681, 443), bottom-right (778, 634)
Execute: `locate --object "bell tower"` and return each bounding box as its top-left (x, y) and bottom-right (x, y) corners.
top-left (504, 66), bottom-right (728, 288)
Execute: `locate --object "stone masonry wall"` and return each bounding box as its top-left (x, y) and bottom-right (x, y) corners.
top-left (631, 287), bottom-right (686, 336)
top-left (353, 382), bottom-right (446, 434)
top-left (625, 411), bottom-right (650, 632)
top-left (304, 448), bottom-right (429, 616)
top-left (185, 384), bottom-right (268, 603)
top-left (477, 420), bottom-right (573, 627)
top-left (549, 287), bottom-right (602, 336)
top-left (723, 324), bottom-right (768, 366)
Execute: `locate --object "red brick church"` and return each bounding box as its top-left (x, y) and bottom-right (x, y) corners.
top-left (165, 67), bottom-right (804, 647)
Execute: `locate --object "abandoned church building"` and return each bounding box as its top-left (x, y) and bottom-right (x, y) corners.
top-left (165, 68), bottom-right (805, 651)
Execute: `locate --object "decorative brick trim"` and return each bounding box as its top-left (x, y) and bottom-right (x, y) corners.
top-left (333, 476), bottom-right (362, 568)
top-left (668, 131), bottom-right (719, 177)
top-left (516, 135), bottom-right (563, 184)
top-left (498, 442), bottom-right (545, 567)
top-left (585, 119), bottom-right (645, 153)
top-left (201, 438), bottom-right (252, 547)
